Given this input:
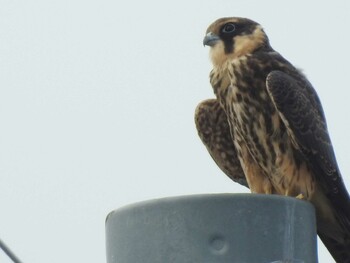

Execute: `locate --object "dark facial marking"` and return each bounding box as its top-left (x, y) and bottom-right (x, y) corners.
top-left (219, 20), bottom-right (257, 54)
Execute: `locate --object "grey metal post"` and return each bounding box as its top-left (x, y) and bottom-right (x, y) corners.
top-left (105, 194), bottom-right (318, 263)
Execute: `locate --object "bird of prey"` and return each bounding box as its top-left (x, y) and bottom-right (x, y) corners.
top-left (195, 17), bottom-right (350, 262)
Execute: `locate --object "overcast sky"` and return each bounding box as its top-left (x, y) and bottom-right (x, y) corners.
top-left (0, 0), bottom-right (349, 262)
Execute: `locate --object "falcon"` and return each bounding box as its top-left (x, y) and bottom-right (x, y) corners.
top-left (195, 17), bottom-right (350, 262)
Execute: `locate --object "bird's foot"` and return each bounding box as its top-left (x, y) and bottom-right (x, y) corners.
top-left (295, 193), bottom-right (305, 200)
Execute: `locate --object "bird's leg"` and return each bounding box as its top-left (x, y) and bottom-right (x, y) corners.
top-left (249, 175), bottom-right (273, 194)
top-left (238, 145), bottom-right (273, 194)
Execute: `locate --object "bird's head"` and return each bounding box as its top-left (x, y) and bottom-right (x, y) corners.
top-left (203, 17), bottom-right (270, 67)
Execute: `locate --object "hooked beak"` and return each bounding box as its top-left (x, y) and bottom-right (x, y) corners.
top-left (203, 32), bottom-right (220, 47)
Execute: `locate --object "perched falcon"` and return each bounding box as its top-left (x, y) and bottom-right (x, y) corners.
top-left (195, 17), bottom-right (350, 262)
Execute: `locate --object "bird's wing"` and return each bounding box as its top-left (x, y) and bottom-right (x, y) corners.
top-left (266, 70), bottom-right (350, 262)
top-left (195, 99), bottom-right (248, 188)
top-left (266, 70), bottom-right (349, 202)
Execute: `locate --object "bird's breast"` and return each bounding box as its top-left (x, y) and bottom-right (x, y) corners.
top-left (227, 85), bottom-right (280, 173)
top-left (210, 58), bottom-right (315, 197)
top-left (211, 57), bottom-right (290, 174)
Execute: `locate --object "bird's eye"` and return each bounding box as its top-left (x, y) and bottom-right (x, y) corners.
top-left (222, 23), bottom-right (236, 33)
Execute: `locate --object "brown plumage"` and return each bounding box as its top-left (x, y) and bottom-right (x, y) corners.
top-left (195, 99), bottom-right (247, 187)
top-left (196, 17), bottom-right (350, 262)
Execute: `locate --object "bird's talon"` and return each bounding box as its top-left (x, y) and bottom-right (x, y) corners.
top-left (295, 193), bottom-right (305, 200)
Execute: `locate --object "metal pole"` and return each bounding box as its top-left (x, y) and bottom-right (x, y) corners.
top-left (105, 194), bottom-right (318, 263)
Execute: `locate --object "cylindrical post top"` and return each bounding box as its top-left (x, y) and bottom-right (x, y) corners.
top-left (106, 193), bottom-right (317, 263)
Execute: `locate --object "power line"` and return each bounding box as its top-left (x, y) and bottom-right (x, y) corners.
top-left (0, 238), bottom-right (23, 263)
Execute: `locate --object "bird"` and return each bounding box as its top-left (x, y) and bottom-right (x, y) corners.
top-left (195, 17), bottom-right (350, 262)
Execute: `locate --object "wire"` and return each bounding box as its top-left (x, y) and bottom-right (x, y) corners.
top-left (0, 238), bottom-right (23, 263)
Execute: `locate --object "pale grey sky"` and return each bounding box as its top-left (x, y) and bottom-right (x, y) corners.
top-left (0, 0), bottom-right (349, 262)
